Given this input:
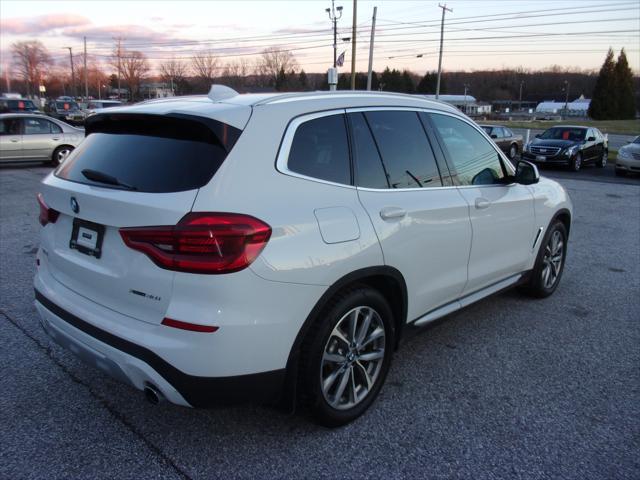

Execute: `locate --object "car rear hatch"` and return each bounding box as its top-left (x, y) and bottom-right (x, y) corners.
top-left (39, 109), bottom-right (246, 325)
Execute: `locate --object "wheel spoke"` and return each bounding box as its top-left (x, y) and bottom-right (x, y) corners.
top-left (356, 309), bottom-right (373, 346)
top-left (359, 349), bottom-right (384, 362)
top-left (361, 327), bottom-right (384, 348)
top-left (323, 366), bottom-right (342, 392)
top-left (331, 328), bottom-right (350, 348)
top-left (333, 368), bottom-right (351, 403)
top-left (348, 308), bottom-right (360, 343)
top-left (349, 367), bottom-right (357, 404)
top-left (354, 361), bottom-right (372, 390)
top-left (323, 352), bottom-right (345, 364)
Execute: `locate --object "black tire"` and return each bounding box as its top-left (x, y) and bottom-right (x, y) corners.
top-left (51, 145), bottom-right (74, 166)
top-left (570, 153), bottom-right (582, 172)
top-left (596, 150), bottom-right (608, 168)
top-left (519, 221), bottom-right (568, 298)
top-left (508, 143), bottom-right (518, 160)
top-left (298, 285), bottom-right (395, 427)
top-left (615, 168), bottom-right (626, 177)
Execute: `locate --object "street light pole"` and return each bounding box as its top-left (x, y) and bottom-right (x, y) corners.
top-left (65, 47), bottom-right (76, 97)
top-left (326, 1), bottom-right (343, 91)
top-left (435, 3), bottom-right (452, 99)
top-left (519, 80), bottom-right (524, 111)
top-left (563, 80), bottom-right (570, 118)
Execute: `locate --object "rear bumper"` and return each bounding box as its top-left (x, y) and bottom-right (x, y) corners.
top-left (35, 289), bottom-right (285, 407)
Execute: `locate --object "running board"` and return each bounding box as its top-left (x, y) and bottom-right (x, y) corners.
top-left (413, 273), bottom-right (523, 327)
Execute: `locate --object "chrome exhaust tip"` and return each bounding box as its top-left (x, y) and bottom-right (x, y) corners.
top-left (144, 385), bottom-right (163, 405)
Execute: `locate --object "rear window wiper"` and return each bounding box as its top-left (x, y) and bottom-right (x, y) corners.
top-left (81, 169), bottom-right (137, 191)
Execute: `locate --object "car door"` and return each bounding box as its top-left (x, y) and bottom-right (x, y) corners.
top-left (22, 117), bottom-right (62, 160)
top-left (0, 117), bottom-right (23, 161)
top-left (348, 109), bottom-right (472, 321)
top-left (426, 112), bottom-right (536, 295)
top-left (582, 128), bottom-right (598, 161)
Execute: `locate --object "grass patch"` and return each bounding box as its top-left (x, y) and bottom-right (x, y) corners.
top-left (484, 119), bottom-right (640, 135)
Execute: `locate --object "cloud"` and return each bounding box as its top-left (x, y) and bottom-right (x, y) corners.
top-left (1, 14), bottom-right (91, 35)
top-left (61, 24), bottom-right (168, 42)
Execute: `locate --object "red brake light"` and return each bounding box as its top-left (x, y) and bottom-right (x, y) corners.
top-left (119, 212), bottom-right (272, 274)
top-left (161, 317), bottom-right (219, 333)
top-left (37, 193), bottom-right (60, 227)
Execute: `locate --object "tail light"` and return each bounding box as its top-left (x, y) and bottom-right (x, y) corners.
top-left (119, 212), bottom-right (271, 274)
top-left (37, 193), bottom-right (60, 226)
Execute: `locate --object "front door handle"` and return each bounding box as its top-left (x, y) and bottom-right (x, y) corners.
top-left (10, 138), bottom-right (19, 143)
top-left (52, 137), bottom-right (60, 141)
top-left (380, 207), bottom-right (407, 221)
top-left (475, 198), bottom-right (491, 210)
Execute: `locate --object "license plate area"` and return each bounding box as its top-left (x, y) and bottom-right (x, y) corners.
top-left (69, 218), bottom-right (105, 258)
top-left (536, 155), bottom-right (546, 161)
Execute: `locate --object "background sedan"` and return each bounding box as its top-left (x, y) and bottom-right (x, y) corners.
top-left (480, 124), bottom-right (523, 160)
top-left (0, 113), bottom-right (84, 166)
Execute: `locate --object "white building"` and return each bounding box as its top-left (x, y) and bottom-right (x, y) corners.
top-left (536, 96), bottom-right (591, 116)
top-left (420, 94), bottom-right (492, 115)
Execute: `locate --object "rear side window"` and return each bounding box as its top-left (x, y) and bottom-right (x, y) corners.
top-left (24, 118), bottom-right (54, 134)
top-left (429, 113), bottom-right (505, 186)
top-left (0, 118), bottom-right (21, 135)
top-left (55, 114), bottom-right (241, 193)
top-left (364, 111), bottom-right (442, 189)
top-left (348, 113), bottom-right (389, 189)
top-left (287, 114), bottom-right (351, 185)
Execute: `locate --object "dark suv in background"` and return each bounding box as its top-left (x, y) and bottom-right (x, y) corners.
top-left (44, 97), bottom-right (86, 125)
top-left (0, 97), bottom-right (42, 114)
top-left (522, 125), bottom-right (608, 172)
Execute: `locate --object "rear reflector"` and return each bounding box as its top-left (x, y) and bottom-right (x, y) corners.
top-left (161, 317), bottom-right (219, 333)
top-left (37, 193), bottom-right (60, 227)
top-left (119, 212), bottom-right (271, 274)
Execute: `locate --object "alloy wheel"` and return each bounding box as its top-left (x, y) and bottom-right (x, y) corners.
top-left (541, 230), bottom-right (564, 289)
top-left (509, 144), bottom-right (517, 159)
top-left (56, 148), bottom-right (72, 165)
top-left (320, 306), bottom-right (386, 410)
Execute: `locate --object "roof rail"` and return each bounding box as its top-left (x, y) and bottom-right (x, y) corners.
top-left (208, 85), bottom-right (239, 102)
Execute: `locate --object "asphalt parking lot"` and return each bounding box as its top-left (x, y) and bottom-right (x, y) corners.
top-left (1, 165), bottom-right (638, 480)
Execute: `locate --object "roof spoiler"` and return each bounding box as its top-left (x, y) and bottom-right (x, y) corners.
top-left (208, 85), bottom-right (239, 102)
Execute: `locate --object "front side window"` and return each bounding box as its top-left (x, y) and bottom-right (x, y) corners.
top-left (430, 113), bottom-right (506, 186)
top-left (287, 114), bottom-right (351, 185)
top-left (503, 127), bottom-right (513, 137)
top-left (363, 110), bottom-right (442, 189)
top-left (24, 118), bottom-right (53, 134)
top-left (0, 118), bottom-right (22, 135)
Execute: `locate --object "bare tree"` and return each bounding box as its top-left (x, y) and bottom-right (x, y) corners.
top-left (221, 59), bottom-right (250, 90)
top-left (120, 50), bottom-right (149, 100)
top-left (11, 40), bottom-right (51, 96)
top-left (159, 58), bottom-right (188, 95)
top-left (191, 52), bottom-right (219, 86)
top-left (256, 48), bottom-right (297, 86)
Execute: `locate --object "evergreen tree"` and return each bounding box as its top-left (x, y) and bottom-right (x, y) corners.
top-left (416, 71), bottom-right (437, 93)
top-left (614, 48), bottom-right (636, 119)
top-left (298, 69), bottom-right (309, 90)
top-left (402, 70), bottom-right (415, 93)
top-left (380, 67), bottom-right (405, 92)
top-left (275, 67), bottom-right (287, 91)
top-left (588, 48), bottom-right (617, 119)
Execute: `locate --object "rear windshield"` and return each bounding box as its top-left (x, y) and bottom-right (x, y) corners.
top-left (55, 113), bottom-right (242, 193)
top-left (540, 127), bottom-right (586, 141)
top-left (55, 101), bottom-right (80, 111)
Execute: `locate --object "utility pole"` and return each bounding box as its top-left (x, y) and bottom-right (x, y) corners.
top-left (326, 1), bottom-right (343, 91)
top-left (350, 0), bottom-right (357, 90)
top-left (366, 6), bottom-right (377, 91)
top-left (463, 83), bottom-right (469, 114)
top-left (114, 37), bottom-right (122, 100)
top-left (84, 37), bottom-right (88, 100)
top-left (435, 3), bottom-right (452, 99)
top-left (563, 80), bottom-right (570, 118)
top-left (519, 80), bottom-right (524, 111)
top-left (65, 47), bottom-right (76, 98)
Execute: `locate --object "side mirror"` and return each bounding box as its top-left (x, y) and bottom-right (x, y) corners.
top-left (515, 160), bottom-right (539, 185)
top-left (587, 136), bottom-right (596, 142)
top-left (490, 134), bottom-right (498, 139)
top-left (535, 134), bottom-right (540, 138)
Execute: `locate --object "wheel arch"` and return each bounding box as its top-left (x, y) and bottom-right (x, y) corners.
top-left (551, 208), bottom-right (571, 239)
top-left (279, 266), bottom-right (408, 410)
top-left (51, 144), bottom-right (74, 161)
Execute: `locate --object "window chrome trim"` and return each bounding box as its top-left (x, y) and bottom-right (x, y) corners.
top-left (275, 106), bottom-right (517, 191)
top-left (275, 108), bottom-right (357, 189)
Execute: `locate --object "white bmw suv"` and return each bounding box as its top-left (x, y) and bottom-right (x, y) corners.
top-left (34, 87), bottom-right (572, 426)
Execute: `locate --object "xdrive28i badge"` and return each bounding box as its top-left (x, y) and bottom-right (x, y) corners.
top-left (70, 197), bottom-right (79, 214)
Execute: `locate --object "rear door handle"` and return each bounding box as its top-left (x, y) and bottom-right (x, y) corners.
top-left (52, 137), bottom-right (60, 141)
top-left (380, 207), bottom-right (407, 221)
top-left (10, 138), bottom-right (19, 143)
top-left (475, 198), bottom-right (491, 210)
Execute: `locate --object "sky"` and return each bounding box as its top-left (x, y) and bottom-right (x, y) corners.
top-left (1, 0), bottom-right (639, 77)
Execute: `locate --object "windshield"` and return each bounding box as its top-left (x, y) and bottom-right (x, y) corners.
top-left (540, 127), bottom-right (586, 142)
top-left (7, 100), bottom-right (38, 111)
top-left (481, 126), bottom-right (492, 134)
top-left (633, 136), bottom-right (640, 144)
top-left (55, 101), bottom-right (80, 111)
